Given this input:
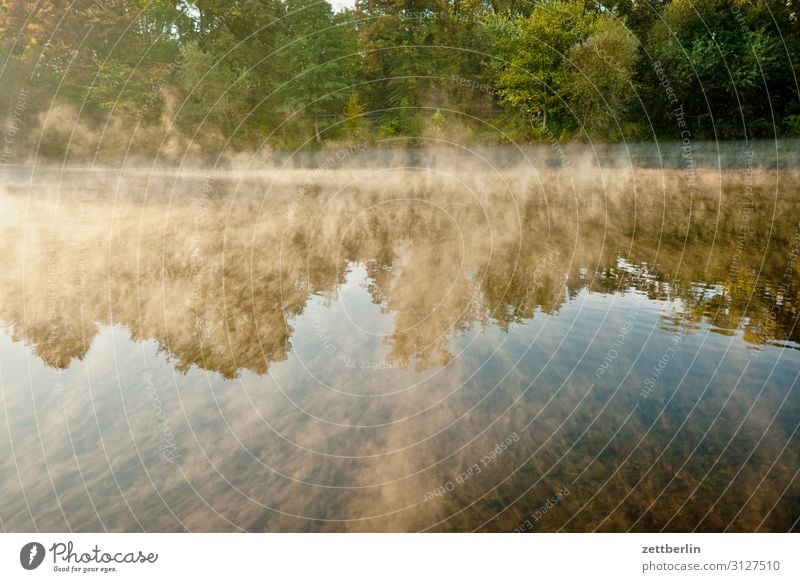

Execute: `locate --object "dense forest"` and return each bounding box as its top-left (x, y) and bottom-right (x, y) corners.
top-left (1, 0), bottom-right (799, 159)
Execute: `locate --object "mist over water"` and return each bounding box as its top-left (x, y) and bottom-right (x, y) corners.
top-left (0, 157), bottom-right (798, 532)
top-left (273, 139), bottom-right (800, 171)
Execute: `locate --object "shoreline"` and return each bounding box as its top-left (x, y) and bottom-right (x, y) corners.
top-left (2, 138), bottom-right (800, 173)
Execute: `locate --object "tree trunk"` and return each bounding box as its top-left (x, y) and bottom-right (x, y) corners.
top-left (541, 81), bottom-right (548, 130)
top-left (542, 96), bottom-right (548, 130)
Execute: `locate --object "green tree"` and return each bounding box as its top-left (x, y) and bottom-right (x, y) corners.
top-left (562, 14), bottom-right (638, 139)
top-left (276, 0), bottom-right (356, 144)
top-left (354, 0), bottom-right (490, 126)
top-left (176, 37), bottom-right (252, 145)
top-left (343, 92), bottom-right (367, 140)
top-left (490, 0), bottom-right (596, 132)
top-left (648, 0), bottom-right (795, 138)
top-left (189, 0), bottom-right (286, 137)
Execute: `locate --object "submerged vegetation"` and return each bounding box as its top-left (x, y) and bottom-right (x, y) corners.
top-left (1, 0), bottom-right (799, 160)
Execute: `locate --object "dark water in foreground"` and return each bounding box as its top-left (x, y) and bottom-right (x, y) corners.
top-left (0, 165), bottom-right (799, 532)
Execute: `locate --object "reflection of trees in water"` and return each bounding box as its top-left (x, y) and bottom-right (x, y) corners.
top-left (1, 168), bottom-right (798, 375)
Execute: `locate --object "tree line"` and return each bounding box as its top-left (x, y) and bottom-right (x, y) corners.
top-left (1, 0), bottom-right (798, 157)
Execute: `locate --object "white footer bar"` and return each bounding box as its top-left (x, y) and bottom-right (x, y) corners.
top-left (1, 533), bottom-right (796, 581)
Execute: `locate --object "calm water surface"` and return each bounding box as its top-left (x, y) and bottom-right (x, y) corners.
top-left (0, 164), bottom-right (798, 531)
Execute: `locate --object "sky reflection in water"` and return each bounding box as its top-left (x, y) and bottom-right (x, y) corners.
top-left (0, 165), bottom-right (798, 532)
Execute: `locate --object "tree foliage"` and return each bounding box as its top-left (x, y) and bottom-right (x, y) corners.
top-left (1, 0), bottom-right (798, 157)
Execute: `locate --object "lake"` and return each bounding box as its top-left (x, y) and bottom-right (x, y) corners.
top-left (0, 159), bottom-right (798, 532)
